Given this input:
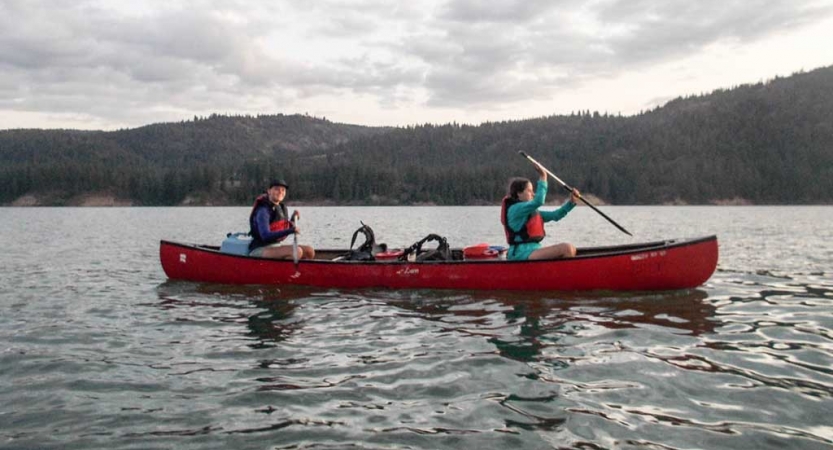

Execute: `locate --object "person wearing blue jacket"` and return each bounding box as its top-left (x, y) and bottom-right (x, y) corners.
top-left (248, 179), bottom-right (315, 259)
top-left (501, 162), bottom-right (580, 261)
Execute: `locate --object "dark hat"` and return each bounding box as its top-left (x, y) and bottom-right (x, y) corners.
top-left (269, 179), bottom-right (289, 189)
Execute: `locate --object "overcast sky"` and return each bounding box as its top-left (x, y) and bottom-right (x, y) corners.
top-left (1, 0), bottom-right (832, 130)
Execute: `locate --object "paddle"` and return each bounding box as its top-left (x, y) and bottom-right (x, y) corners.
top-left (292, 214), bottom-right (300, 268)
top-left (519, 151), bottom-right (633, 237)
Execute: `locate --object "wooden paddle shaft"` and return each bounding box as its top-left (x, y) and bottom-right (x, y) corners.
top-left (519, 151), bottom-right (633, 236)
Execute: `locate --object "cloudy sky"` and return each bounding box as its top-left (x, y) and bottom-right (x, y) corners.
top-left (1, 0), bottom-right (832, 130)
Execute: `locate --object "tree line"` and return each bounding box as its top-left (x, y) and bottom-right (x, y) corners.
top-left (1, 67), bottom-right (832, 206)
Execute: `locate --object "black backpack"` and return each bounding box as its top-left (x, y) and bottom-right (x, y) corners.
top-left (399, 234), bottom-right (451, 262)
top-left (341, 222), bottom-right (387, 261)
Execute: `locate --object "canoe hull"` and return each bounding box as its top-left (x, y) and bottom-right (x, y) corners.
top-left (159, 236), bottom-right (718, 291)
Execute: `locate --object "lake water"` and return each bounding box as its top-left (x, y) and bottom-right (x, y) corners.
top-left (0, 206), bottom-right (831, 450)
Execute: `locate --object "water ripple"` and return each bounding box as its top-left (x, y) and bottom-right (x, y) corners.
top-left (2, 206), bottom-right (833, 449)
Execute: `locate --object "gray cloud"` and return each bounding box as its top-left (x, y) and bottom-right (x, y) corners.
top-left (440, 0), bottom-right (561, 23)
top-left (588, 0), bottom-right (833, 68)
top-left (405, 0), bottom-right (833, 108)
top-left (0, 0), bottom-right (831, 128)
top-left (0, 1), bottom-right (408, 126)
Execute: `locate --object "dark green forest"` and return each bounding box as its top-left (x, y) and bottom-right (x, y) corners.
top-left (2, 66), bottom-right (832, 206)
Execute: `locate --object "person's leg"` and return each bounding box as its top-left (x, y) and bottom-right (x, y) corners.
top-left (260, 244), bottom-right (303, 259)
top-left (528, 242), bottom-right (576, 260)
top-left (300, 245), bottom-right (316, 259)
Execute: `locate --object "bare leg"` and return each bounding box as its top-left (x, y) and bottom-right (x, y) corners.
top-left (300, 245), bottom-right (315, 259)
top-left (260, 245), bottom-right (302, 259)
top-left (528, 243), bottom-right (576, 260)
top-left (257, 244), bottom-right (316, 260)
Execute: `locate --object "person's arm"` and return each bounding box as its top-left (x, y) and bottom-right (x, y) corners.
top-left (254, 207), bottom-right (295, 244)
top-left (540, 200), bottom-right (575, 222)
top-left (534, 162), bottom-right (547, 183)
top-left (540, 188), bottom-right (579, 222)
top-left (507, 180), bottom-right (548, 231)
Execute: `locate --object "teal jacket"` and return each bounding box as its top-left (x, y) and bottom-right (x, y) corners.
top-left (505, 180), bottom-right (575, 260)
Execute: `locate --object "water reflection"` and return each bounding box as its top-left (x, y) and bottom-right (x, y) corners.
top-left (155, 282), bottom-right (716, 365)
top-left (145, 280), bottom-right (833, 448)
top-left (371, 289), bottom-right (714, 363)
top-left (155, 281), bottom-right (309, 349)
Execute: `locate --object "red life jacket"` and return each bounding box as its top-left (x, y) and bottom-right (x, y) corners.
top-left (501, 196), bottom-right (545, 245)
top-left (249, 194), bottom-right (292, 243)
top-left (269, 220), bottom-right (292, 233)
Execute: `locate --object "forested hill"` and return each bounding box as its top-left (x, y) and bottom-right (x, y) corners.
top-left (2, 66), bottom-right (832, 206)
top-left (0, 114), bottom-right (389, 205)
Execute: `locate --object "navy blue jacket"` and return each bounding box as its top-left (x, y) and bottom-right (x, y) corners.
top-left (248, 196), bottom-right (294, 251)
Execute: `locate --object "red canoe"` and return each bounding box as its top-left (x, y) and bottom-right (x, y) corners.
top-left (159, 235), bottom-right (718, 291)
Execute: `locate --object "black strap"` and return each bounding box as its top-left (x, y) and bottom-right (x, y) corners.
top-left (349, 221), bottom-right (376, 253)
top-left (343, 221), bottom-right (381, 261)
top-left (399, 234), bottom-right (449, 261)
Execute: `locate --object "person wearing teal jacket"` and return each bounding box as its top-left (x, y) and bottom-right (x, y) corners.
top-left (502, 162), bottom-right (580, 261)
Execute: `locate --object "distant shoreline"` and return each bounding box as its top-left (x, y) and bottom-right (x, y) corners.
top-left (7, 191), bottom-right (788, 207)
top-left (5, 198), bottom-right (828, 207)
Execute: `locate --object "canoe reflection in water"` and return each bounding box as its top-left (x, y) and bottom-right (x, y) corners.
top-left (155, 282), bottom-right (303, 350)
top-left (367, 288), bottom-right (715, 364)
top-left (155, 281), bottom-right (714, 362)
